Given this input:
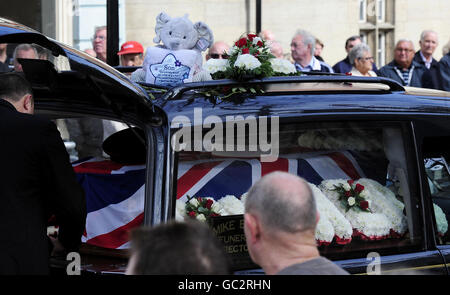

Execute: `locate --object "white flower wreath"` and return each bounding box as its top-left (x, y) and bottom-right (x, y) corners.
top-left (308, 182), bottom-right (353, 244)
top-left (320, 179), bottom-right (393, 240)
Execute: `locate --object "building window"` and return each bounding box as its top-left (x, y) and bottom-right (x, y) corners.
top-left (377, 0), bottom-right (386, 22)
top-left (378, 32), bottom-right (386, 67)
top-left (359, 0), bottom-right (367, 22)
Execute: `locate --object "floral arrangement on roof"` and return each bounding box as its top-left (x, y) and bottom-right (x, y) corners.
top-left (204, 33), bottom-right (298, 81)
top-left (200, 33), bottom-right (300, 102)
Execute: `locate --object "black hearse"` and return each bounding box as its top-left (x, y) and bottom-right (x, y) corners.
top-left (1, 18), bottom-right (449, 275)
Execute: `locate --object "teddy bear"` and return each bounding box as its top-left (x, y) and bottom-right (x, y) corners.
top-left (131, 12), bottom-right (214, 86)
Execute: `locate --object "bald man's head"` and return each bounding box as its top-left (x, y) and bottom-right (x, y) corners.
top-left (245, 172), bottom-right (316, 233)
top-left (206, 41), bottom-right (230, 60)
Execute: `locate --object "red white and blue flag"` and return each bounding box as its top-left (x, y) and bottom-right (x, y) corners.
top-left (73, 151), bottom-right (365, 249)
top-left (176, 151), bottom-right (365, 202)
top-left (73, 158), bottom-right (146, 249)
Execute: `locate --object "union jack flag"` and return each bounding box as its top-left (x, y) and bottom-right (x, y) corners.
top-left (73, 151), bottom-right (365, 249)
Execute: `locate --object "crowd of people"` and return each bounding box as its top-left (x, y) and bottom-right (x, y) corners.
top-left (1, 26), bottom-right (449, 91)
top-left (77, 26), bottom-right (450, 91)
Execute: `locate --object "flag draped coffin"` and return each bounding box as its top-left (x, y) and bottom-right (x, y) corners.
top-left (73, 151), bottom-right (365, 249)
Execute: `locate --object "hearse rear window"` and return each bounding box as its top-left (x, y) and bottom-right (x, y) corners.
top-left (172, 120), bottom-right (425, 265)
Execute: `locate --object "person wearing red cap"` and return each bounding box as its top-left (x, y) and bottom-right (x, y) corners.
top-left (118, 41), bottom-right (144, 67)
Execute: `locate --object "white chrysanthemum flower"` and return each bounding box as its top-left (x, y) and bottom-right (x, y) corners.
top-left (308, 182), bottom-right (352, 241)
top-left (357, 178), bottom-right (407, 235)
top-left (234, 54), bottom-right (261, 70)
top-left (433, 203), bottom-right (448, 235)
top-left (217, 195), bottom-right (245, 215)
top-left (240, 192), bottom-right (248, 206)
top-left (269, 58), bottom-right (296, 74)
top-left (203, 58), bottom-right (229, 74)
top-left (315, 214), bottom-right (335, 243)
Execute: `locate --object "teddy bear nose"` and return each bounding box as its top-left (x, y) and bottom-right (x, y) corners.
top-left (170, 41), bottom-right (181, 49)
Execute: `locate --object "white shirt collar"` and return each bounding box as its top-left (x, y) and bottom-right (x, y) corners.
top-left (295, 56), bottom-right (321, 71)
top-left (419, 51), bottom-right (432, 69)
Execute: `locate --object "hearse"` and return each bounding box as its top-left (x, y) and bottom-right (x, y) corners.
top-left (1, 18), bottom-right (449, 275)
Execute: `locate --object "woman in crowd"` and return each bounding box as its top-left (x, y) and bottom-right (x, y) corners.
top-left (348, 43), bottom-right (377, 77)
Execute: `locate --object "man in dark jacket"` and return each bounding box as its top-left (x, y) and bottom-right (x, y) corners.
top-left (0, 72), bottom-right (86, 275)
top-left (333, 35), bottom-right (377, 74)
top-left (378, 39), bottom-right (432, 88)
top-left (412, 30), bottom-right (442, 89)
top-left (439, 52), bottom-right (450, 91)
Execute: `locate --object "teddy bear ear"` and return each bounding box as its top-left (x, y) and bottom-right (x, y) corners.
top-left (194, 22), bottom-right (214, 51)
top-left (153, 12), bottom-right (171, 44)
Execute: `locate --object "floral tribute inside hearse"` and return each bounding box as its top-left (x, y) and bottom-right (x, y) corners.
top-left (173, 122), bottom-right (448, 268)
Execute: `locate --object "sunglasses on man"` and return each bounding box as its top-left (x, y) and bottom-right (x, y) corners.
top-left (209, 53), bottom-right (229, 59)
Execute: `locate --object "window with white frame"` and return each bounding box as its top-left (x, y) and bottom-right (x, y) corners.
top-left (359, 0), bottom-right (367, 22)
top-left (377, 32), bottom-right (386, 67)
top-left (377, 0), bottom-right (386, 22)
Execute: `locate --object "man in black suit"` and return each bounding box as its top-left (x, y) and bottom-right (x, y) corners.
top-left (0, 72), bottom-right (86, 274)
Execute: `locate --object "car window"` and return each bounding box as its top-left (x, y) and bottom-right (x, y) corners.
top-left (7, 43), bottom-right (71, 72)
top-left (172, 120), bottom-right (424, 267)
top-left (48, 117), bottom-right (146, 253)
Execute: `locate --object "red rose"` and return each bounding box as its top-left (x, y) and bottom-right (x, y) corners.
top-left (256, 41), bottom-right (263, 47)
top-left (236, 38), bottom-right (247, 48)
top-left (205, 199), bottom-right (214, 209)
top-left (360, 200), bottom-right (369, 210)
top-left (355, 183), bottom-right (364, 193)
top-left (247, 34), bottom-right (257, 41)
top-left (242, 48), bottom-right (250, 54)
top-left (344, 191), bottom-right (352, 197)
top-left (188, 211), bottom-right (196, 218)
top-left (347, 179), bottom-right (354, 185)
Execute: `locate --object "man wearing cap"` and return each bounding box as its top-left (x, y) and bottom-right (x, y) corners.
top-left (118, 41), bottom-right (144, 67)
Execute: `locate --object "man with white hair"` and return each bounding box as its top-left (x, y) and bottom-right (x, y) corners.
top-left (412, 30), bottom-right (442, 89)
top-left (378, 39), bottom-right (432, 88)
top-left (290, 30), bottom-right (333, 73)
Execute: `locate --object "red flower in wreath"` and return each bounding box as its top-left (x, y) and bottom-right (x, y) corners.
top-left (188, 211), bottom-right (196, 217)
top-left (242, 48), bottom-right (250, 54)
top-left (205, 199), bottom-right (214, 209)
top-left (256, 41), bottom-right (264, 47)
top-left (247, 34), bottom-right (257, 41)
top-left (354, 183), bottom-right (365, 193)
top-left (360, 200), bottom-right (369, 210)
top-left (236, 37), bottom-right (247, 48)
